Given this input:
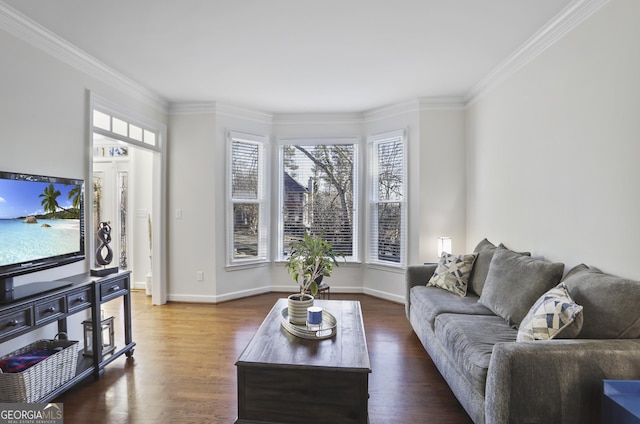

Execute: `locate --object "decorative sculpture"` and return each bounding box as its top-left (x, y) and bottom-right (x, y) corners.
top-left (91, 221), bottom-right (118, 276)
top-left (95, 221), bottom-right (113, 266)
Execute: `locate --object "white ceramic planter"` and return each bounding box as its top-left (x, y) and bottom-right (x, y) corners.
top-left (287, 294), bottom-right (314, 325)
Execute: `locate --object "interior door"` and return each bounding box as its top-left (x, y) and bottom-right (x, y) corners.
top-left (92, 160), bottom-right (130, 270)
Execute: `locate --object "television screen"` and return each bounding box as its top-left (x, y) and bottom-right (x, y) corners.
top-left (0, 171), bottom-right (85, 282)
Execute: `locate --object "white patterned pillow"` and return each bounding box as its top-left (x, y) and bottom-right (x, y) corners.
top-left (427, 253), bottom-right (478, 297)
top-left (517, 283), bottom-right (583, 341)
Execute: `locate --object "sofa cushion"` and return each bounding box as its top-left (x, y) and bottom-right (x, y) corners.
top-left (516, 283), bottom-right (583, 342)
top-left (434, 313), bottom-right (518, 396)
top-left (427, 252), bottom-right (478, 297)
top-left (467, 239), bottom-right (500, 297)
top-left (479, 247), bottom-right (564, 327)
top-left (563, 264), bottom-right (640, 338)
top-left (410, 286), bottom-right (494, 329)
top-left (467, 239), bottom-right (531, 297)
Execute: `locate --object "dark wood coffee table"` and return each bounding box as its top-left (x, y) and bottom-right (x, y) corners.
top-left (235, 298), bottom-right (371, 424)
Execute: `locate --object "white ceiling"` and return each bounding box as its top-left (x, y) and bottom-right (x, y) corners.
top-left (3, 0), bottom-right (575, 113)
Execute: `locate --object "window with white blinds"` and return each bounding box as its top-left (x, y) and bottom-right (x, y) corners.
top-left (228, 132), bottom-right (268, 265)
top-left (279, 140), bottom-right (358, 261)
top-left (368, 130), bottom-right (406, 265)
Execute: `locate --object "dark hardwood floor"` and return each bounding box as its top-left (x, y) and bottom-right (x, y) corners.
top-left (56, 291), bottom-right (472, 424)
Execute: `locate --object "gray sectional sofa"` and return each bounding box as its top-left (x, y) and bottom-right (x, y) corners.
top-left (405, 239), bottom-right (640, 424)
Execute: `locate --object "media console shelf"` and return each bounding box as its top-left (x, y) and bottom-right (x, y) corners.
top-left (0, 271), bottom-right (135, 402)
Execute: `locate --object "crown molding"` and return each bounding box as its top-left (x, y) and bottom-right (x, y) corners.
top-left (273, 112), bottom-right (365, 126)
top-left (0, 1), bottom-right (168, 114)
top-left (214, 103), bottom-right (273, 123)
top-left (465, 0), bottom-right (610, 106)
top-left (1, 0), bottom-right (610, 115)
top-left (364, 96), bottom-right (464, 123)
top-left (364, 99), bottom-right (421, 122)
top-left (419, 97), bottom-right (466, 110)
top-left (168, 102), bottom-right (217, 115)
top-left (169, 101), bottom-right (273, 124)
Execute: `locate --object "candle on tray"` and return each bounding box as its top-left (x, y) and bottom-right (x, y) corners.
top-left (307, 306), bottom-right (323, 326)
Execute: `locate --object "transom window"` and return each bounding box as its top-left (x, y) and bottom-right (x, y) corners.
top-left (93, 109), bottom-right (158, 148)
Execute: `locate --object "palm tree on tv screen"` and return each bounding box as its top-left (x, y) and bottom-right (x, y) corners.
top-left (68, 184), bottom-right (81, 209)
top-left (39, 183), bottom-right (62, 215)
top-left (38, 183), bottom-right (81, 218)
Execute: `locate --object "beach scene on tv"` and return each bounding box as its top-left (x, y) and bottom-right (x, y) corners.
top-left (0, 179), bottom-right (82, 267)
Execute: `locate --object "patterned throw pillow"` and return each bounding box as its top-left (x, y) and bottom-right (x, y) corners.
top-left (516, 283), bottom-right (583, 342)
top-left (427, 253), bottom-right (478, 297)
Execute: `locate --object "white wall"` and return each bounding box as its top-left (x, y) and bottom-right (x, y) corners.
top-left (271, 113), bottom-right (366, 295)
top-left (167, 105), bottom-right (275, 303)
top-left (165, 104), bottom-right (466, 303)
top-left (466, 0), bottom-right (640, 279)
top-left (419, 108), bottom-right (467, 262)
top-left (0, 27), bottom-right (167, 352)
top-left (11, 0), bottom-right (628, 311)
top-left (215, 106), bottom-right (274, 301)
top-left (130, 148), bottom-right (154, 287)
top-left (363, 103), bottom-right (420, 302)
top-left (167, 111), bottom-right (218, 301)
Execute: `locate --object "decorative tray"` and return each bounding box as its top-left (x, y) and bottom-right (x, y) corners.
top-left (280, 308), bottom-right (337, 340)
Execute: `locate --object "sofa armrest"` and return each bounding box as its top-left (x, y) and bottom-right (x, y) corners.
top-left (405, 264), bottom-right (437, 318)
top-left (486, 338), bottom-right (640, 424)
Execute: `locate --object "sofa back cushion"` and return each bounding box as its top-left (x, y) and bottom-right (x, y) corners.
top-left (478, 247), bottom-right (564, 327)
top-left (468, 239), bottom-right (499, 296)
top-left (563, 264), bottom-right (640, 338)
top-left (468, 238), bottom-right (530, 297)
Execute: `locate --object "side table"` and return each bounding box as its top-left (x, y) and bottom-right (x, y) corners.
top-left (602, 380), bottom-right (640, 423)
top-left (316, 282), bottom-right (331, 299)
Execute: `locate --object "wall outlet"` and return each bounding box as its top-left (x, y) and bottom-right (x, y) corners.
top-left (196, 271), bottom-right (204, 281)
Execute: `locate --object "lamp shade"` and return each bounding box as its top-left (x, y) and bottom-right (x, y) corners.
top-left (437, 237), bottom-right (452, 258)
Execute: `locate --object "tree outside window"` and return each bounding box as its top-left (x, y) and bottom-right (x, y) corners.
top-left (229, 134), bottom-right (267, 264)
top-left (280, 142), bottom-right (358, 260)
top-left (369, 131), bottom-right (406, 265)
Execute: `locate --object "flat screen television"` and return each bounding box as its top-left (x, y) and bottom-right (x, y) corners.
top-left (0, 170), bottom-right (85, 294)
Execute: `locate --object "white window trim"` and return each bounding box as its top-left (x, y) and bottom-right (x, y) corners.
top-left (226, 131), bottom-right (270, 267)
top-left (276, 137), bottom-right (360, 262)
top-left (367, 129), bottom-right (407, 268)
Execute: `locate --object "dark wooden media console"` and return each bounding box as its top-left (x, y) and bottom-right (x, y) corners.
top-left (0, 271), bottom-right (135, 402)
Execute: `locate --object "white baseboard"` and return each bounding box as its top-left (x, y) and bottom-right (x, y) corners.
top-left (165, 285), bottom-right (404, 304)
top-left (362, 287), bottom-right (405, 304)
top-left (167, 286), bottom-right (271, 303)
top-left (132, 281), bottom-right (147, 291)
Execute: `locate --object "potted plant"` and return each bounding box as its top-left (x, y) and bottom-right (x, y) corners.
top-left (284, 232), bottom-right (343, 324)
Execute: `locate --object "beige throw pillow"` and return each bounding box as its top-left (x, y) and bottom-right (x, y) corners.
top-left (517, 283), bottom-right (583, 342)
top-left (427, 252), bottom-right (478, 297)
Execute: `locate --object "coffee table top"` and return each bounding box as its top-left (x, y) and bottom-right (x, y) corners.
top-left (236, 298), bottom-right (371, 373)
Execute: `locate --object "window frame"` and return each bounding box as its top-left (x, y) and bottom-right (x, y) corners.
top-left (227, 131), bottom-right (269, 267)
top-left (277, 137), bottom-right (360, 263)
top-left (367, 129), bottom-right (407, 267)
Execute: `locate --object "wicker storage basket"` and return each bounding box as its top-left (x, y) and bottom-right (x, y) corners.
top-left (0, 339), bottom-right (79, 403)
